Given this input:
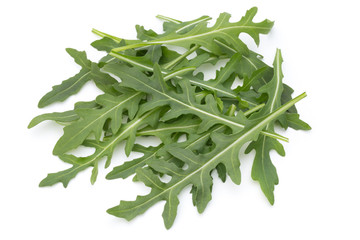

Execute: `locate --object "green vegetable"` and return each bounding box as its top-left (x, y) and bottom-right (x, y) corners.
top-left (29, 7), bottom-right (310, 229)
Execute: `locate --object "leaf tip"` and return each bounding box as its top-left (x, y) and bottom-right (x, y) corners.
top-left (106, 207), bottom-right (115, 216)
top-left (106, 206), bottom-right (122, 218)
top-left (27, 121), bottom-right (35, 129)
top-left (39, 175), bottom-right (68, 188)
top-left (37, 99), bottom-right (47, 109)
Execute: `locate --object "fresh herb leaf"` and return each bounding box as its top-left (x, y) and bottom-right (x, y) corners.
top-left (38, 48), bottom-right (92, 108)
top-left (112, 8), bottom-right (273, 55)
top-left (245, 49), bottom-right (285, 204)
top-left (52, 90), bottom-right (144, 155)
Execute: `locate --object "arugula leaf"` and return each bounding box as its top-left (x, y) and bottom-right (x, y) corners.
top-left (244, 49), bottom-right (285, 204)
top-left (38, 48), bottom-right (121, 108)
top-left (38, 48), bottom-right (93, 108)
top-left (28, 110), bottom-right (79, 129)
top-left (52, 90), bottom-right (144, 155)
top-left (112, 8), bottom-right (273, 55)
top-left (284, 113), bottom-right (312, 130)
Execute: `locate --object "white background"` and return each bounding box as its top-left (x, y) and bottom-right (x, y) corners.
top-left (1, 0), bottom-right (359, 239)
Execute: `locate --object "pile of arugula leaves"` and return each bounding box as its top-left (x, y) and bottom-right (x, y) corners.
top-left (29, 7), bottom-right (310, 229)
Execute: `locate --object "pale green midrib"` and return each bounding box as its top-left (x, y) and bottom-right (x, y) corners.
top-left (244, 103), bottom-right (265, 115)
top-left (92, 28), bottom-right (122, 42)
top-left (105, 57), bottom-right (116, 64)
top-left (78, 57), bottom-right (91, 70)
top-left (153, 26), bottom-right (269, 45)
top-left (57, 113), bottom-right (78, 119)
top-left (163, 67), bottom-right (196, 81)
top-left (48, 109), bottom-right (157, 182)
top-left (118, 70), bottom-right (287, 141)
top-left (156, 15), bottom-right (182, 24)
top-left (259, 137), bottom-right (270, 192)
top-left (141, 170), bottom-right (166, 190)
top-left (110, 93), bottom-right (305, 214)
top-left (113, 25), bottom-right (271, 52)
top-left (175, 17), bottom-right (212, 33)
top-left (269, 53), bottom-right (281, 114)
top-left (163, 45), bottom-right (200, 69)
top-left (43, 113), bottom-right (78, 120)
top-left (188, 79), bottom-right (238, 98)
top-left (260, 52), bottom-right (282, 195)
top-left (137, 124), bottom-right (199, 135)
top-left (57, 92), bottom-right (142, 151)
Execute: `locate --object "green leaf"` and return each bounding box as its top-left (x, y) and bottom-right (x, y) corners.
top-left (91, 37), bottom-right (122, 52)
top-left (285, 113), bottom-right (311, 130)
top-left (29, 100), bottom-right (102, 129)
top-left (52, 90), bottom-right (144, 155)
top-left (28, 110), bottom-right (79, 129)
top-left (38, 48), bottom-right (92, 108)
top-left (107, 92), bottom-right (306, 228)
top-left (245, 49), bottom-right (285, 204)
top-left (136, 25), bottom-right (159, 41)
top-left (112, 8), bottom-right (274, 55)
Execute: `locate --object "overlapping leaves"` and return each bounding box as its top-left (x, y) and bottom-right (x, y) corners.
top-left (29, 7), bottom-right (310, 229)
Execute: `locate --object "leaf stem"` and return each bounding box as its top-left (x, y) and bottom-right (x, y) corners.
top-left (163, 45), bottom-right (201, 70)
top-left (244, 103), bottom-right (265, 116)
top-left (164, 67), bottom-right (196, 81)
top-left (156, 15), bottom-right (182, 24)
top-left (92, 28), bottom-right (122, 43)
